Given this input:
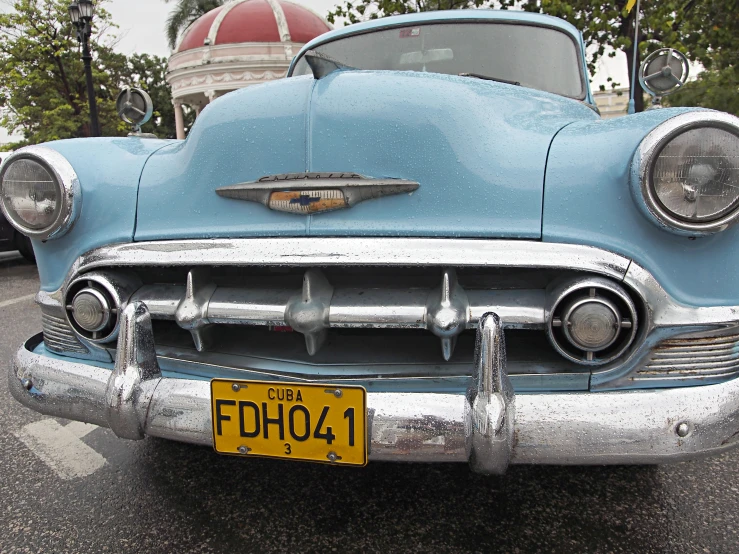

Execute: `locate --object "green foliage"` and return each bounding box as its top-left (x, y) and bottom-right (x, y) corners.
top-left (676, 0), bottom-right (739, 72)
top-left (164, 0), bottom-right (225, 50)
top-left (327, 0), bottom-right (486, 26)
top-left (0, 0), bottom-right (180, 149)
top-left (0, 0), bottom-right (124, 147)
top-left (496, 0), bottom-right (700, 112)
top-left (667, 67), bottom-right (739, 117)
top-left (665, 0), bottom-right (738, 115)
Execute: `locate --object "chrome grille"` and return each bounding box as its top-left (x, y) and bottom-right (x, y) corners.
top-left (41, 310), bottom-right (88, 354)
top-left (128, 266), bottom-right (550, 361)
top-left (36, 238), bottom-right (739, 392)
top-left (636, 332), bottom-right (739, 380)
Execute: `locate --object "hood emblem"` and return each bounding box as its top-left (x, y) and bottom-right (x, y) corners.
top-left (216, 173), bottom-right (419, 215)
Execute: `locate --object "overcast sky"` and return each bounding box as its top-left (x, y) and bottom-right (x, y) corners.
top-left (107, 0), bottom-right (342, 58)
top-left (0, 0), bottom-right (628, 143)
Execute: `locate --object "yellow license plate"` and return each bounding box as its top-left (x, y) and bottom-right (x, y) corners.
top-left (211, 379), bottom-right (368, 466)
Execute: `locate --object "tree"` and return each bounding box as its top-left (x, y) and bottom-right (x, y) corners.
top-left (0, 0), bottom-right (130, 147)
top-left (677, 0), bottom-right (739, 72)
top-left (0, 0), bottom-right (181, 148)
top-left (164, 0), bottom-right (225, 50)
top-left (665, 0), bottom-right (739, 116)
top-left (495, 1), bottom-right (701, 113)
top-left (666, 67), bottom-right (739, 116)
top-left (327, 0), bottom-right (486, 26)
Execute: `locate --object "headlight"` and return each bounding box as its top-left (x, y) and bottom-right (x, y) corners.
top-left (0, 146), bottom-right (80, 240)
top-left (632, 111), bottom-right (739, 235)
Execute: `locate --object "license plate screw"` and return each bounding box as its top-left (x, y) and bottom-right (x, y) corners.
top-left (325, 389), bottom-right (342, 398)
top-left (326, 451), bottom-right (342, 463)
top-left (232, 383), bottom-right (241, 392)
top-left (238, 445), bottom-right (251, 455)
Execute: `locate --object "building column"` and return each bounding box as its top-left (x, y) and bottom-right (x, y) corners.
top-left (173, 100), bottom-right (186, 140)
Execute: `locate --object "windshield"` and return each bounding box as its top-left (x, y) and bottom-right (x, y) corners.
top-left (291, 22), bottom-right (585, 99)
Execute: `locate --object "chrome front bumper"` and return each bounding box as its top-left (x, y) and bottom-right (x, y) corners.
top-left (10, 302), bottom-right (739, 473)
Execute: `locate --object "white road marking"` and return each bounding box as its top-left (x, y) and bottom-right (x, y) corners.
top-left (64, 421), bottom-right (98, 439)
top-left (14, 419), bottom-right (106, 480)
top-left (0, 293), bottom-right (36, 309)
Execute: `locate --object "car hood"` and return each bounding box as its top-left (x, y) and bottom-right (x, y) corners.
top-left (135, 72), bottom-right (597, 241)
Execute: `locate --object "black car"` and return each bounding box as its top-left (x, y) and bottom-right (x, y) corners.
top-left (0, 209), bottom-right (34, 261)
top-left (0, 156), bottom-right (35, 262)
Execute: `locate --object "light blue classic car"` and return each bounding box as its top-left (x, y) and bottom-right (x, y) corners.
top-left (4, 10), bottom-right (739, 473)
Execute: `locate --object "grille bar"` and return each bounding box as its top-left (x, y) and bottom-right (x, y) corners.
top-left (637, 331), bottom-right (739, 381)
top-left (650, 346), bottom-right (739, 358)
top-left (133, 286), bottom-right (545, 329)
top-left (131, 267), bottom-right (546, 359)
top-left (648, 352), bottom-right (739, 366)
top-left (41, 311), bottom-right (88, 354)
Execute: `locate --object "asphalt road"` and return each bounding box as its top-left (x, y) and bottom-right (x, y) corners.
top-left (2, 252), bottom-right (739, 553)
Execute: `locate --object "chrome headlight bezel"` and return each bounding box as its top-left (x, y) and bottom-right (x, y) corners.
top-left (0, 145), bottom-right (81, 240)
top-left (631, 111), bottom-right (739, 236)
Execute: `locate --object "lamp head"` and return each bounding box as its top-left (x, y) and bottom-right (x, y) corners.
top-left (77, 0), bottom-right (94, 20)
top-left (68, 2), bottom-right (80, 24)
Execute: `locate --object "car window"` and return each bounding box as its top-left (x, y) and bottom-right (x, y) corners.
top-left (291, 22), bottom-right (585, 99)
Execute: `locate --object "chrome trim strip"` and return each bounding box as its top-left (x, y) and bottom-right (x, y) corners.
top-left (631, 111), bottom-right (739, 236)
top-left (0, 145), bottom-right (81, 240)
top-left (11, 325), bottom-right (739, 467)
top-left (624, 262), bottom-right (739, 328)
top-left (69, 238), bottom-right (632, 277)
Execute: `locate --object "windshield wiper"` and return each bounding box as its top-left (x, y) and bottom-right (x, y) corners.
top-left (459, 73), bottom-right (521, 86)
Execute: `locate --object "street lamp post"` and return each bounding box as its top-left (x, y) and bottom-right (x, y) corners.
top-left (68, 0), bottom-right (100, 137)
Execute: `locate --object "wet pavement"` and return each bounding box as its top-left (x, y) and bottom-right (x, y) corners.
top-left (1, 252), bottom-right (738, 553)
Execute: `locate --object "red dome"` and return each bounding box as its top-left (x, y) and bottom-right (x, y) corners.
top-left (177, 0), bottom-right (331, 52)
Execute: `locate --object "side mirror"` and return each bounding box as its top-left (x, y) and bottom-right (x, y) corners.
top-left (116, 87), bottom-right (156, 138)
top-left (639, 48), bottom-right (689, 109)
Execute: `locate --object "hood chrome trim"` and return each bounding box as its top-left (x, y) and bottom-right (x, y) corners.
top-left (216, 173), bottom-right (419, 214)
top-left (69, 238), bottom-right (630, 278)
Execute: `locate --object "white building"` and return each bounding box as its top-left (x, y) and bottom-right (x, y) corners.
top-left (166, 0), bottom-right (332, 139)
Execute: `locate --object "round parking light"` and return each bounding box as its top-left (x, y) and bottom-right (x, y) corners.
top-left (71, 288), bottom-right (111, 333)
